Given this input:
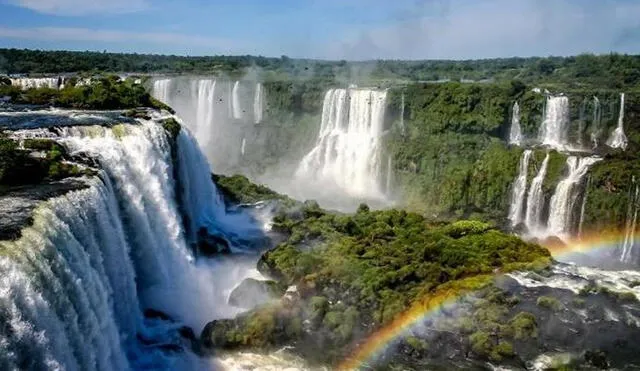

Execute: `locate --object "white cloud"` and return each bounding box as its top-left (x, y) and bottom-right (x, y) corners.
top-left (326, 0), bottom-right (640, 60)
top-left (0, 26), bottom-right (246, 54)
top-left (5, 0), bottom-right (149, 15)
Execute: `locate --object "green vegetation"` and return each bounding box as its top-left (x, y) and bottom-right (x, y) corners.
top-left (0, 75), bottom-right (167, 110)
top-left (201, 202), bottom-right (550, 364)
top-left (212, 173), bottom-right (294, 205)
top-left (536, 296), bottom-right (563, 311)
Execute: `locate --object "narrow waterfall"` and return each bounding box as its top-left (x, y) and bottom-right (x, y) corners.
top-left (253, 83), bottom-right (263, 124)
top-left (621, 178), bottom-right (639, 263)
top-left (241, 137), bottom-right (246, 156)
top-left (578, 175), bottom-right (591, 238)
top-left (193, 79), bottom-right (217, 149)
top-left (578, 98), bottom-right (587, 148)
top-left (10, 77), bottom-right (61, 89)
top-left (539, 96), bottom-right (570, 149)
top-left (295, 88), bottom-right (388, 199)
top-left (399, 93), bottom-right (406, 136)
top-left (591, 96), bottom-right (602, 149)
top-left (153, 79), bottom-right (172, 104)
top-left (508, 150), bottom-right (532, 226)
top-left (607, 93), bottom-right (628, 150)
top-left (524, 153), bottom-right (550, 234)
top-left (386, 155), bottom-right (393, 195)
top-left (508, 102), bottom-right (523, 145)
top-left (232, 81), bottom-right (242, 120)
top-left (0, 119), bottom-right (261, 370)
top-left (547, 156), bottom-right (601, 239)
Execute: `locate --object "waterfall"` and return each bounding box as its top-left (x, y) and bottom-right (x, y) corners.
top-left (606, 93), bottom-right (628, 150)
top-left (295, 88), bottom-right (388, 199)
top-left (578, 98), bottom-right (587, 148)
top-left (578, 175), bottom-right (591, 239)
top-left (539, 96), bottom-right (570, 149)
top-left (621, 178), bottom-right (639, 263)
top-left (525, 153), bottom-right (550, 234)
top-left (508, 150), bottom-right (532, 227)
top-left (153, 79), bottom-right (172, 104)
top-left (0, 118), bottom-right (261, 370)
top-left (193, 79), bottom-right (217, 149)
top-left (10, 77), bottom-right (61, 90)
top-left (386, 156), bottom-right (393, 195)
top-left (241, 137), bottom-right (246, 156)
top-left (508, 102), bottom-right (523, 145)
top-left (591, 96), bottom-right (602, 149)
top-left (547, 156), bottom-right (601, 239)
top-left (399, 93), bottom-right (406, 136)
top-left (232, 81), bottom-right (242, 120)
top-left (253, 83), bottom-right (263, 124)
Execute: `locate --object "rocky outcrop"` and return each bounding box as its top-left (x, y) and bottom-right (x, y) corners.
top-left (228, 278), bottom-right (285, 309)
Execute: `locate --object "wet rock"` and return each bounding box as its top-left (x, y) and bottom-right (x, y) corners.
top-left (197, 227), bottom-right (231, 255)
top-left (228, 278), bottom-right (284, 309)
top-left (143, 308), bottom-right (173, 321)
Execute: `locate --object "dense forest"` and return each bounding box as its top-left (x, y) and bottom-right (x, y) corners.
top-left (2, 48), bottom-right (640, 88)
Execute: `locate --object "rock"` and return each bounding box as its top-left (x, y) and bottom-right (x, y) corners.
top-left (143, 308), bottom-right (173, 321)
top-left (228, 278), bottom-right (284, 309)
top-left (282, 285), bottom-right (300, 305)
top-left (197, 227), bottom-right (231, 255)
top-left (200, 319), bottom-right (237, 351)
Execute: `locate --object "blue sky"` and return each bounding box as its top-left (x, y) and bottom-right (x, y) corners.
top-left (1, 0), bottom-right (639, 60)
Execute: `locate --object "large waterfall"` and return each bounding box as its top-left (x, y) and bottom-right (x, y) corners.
top-left (508, 102), bottom-right (523, 145)
top-left (539, 96), bottom-right (570, 149)
top-left (0, 118), bottom-right (262, 370)
top-left (10, 77), bottom-right (61, 90)
top-left (524, 153), bottom-right (550, 234)
top-left (546, 156), bottom-right (601, 239)
top-left (508, 150), bottom-right (532, 226)
top-left (295, 88), bottom-right (388, 200)
top-left (607, 93), bottom-right (628, 150)
top-left (232, 81), bottom-right (242, 120)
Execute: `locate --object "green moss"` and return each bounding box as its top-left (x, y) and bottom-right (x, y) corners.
top-left (213, 173), bottom-right (292, 205)
top-left (537, 296), bottom-right (563, 311)
top-left (161, 117), bottom-right (181, 141)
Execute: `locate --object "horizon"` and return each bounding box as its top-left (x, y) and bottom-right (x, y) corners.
top-left (1, 0), bottom-right (640, 60)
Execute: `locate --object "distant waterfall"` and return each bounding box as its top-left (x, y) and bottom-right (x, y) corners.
top-left (296, 88), bottom-right (388, 199)
top-left (399, 93), bottom-right (406, 136)
top-left (232, 81), bottom-right (242, 120)
top-left (525, 153), bottom-right (550, 234)
top-left (607, 93), bottom-right (628, 150)
top-left (0, 118), bottom-right (261, 370)
top-left (578, 175), bottom-right (591, 238)
top-left (578, 98), bottom-right (587, 148)
top-left (253, 83), bottom-right (263, 124)
top-left (10, 77), bottom-right (61, 90)
top-left (153, 79), bottom-right (172, 104)
top-left (547, 156), bottom-right (601, 239)
top-left (241, 137), bottom-right (247, 156)
top-left (386, 156), bottom-right (393, 195)
top-left (508, 102), bottom-right (523, 145)
top-left (621, 177), bottom-right (639, 263)
top-left (508, 150), bottom-right (532, 226)
top-left (539, 96), bottom-right (570, 149)
top-left (590, 96), bottom-right (602, 149)
top-left (194, 79), bottom-right (217, 148)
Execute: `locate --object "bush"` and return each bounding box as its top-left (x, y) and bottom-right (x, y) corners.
top-left (536, 296), bottom-right (563, 311)
top-left (509, 312), bottom-right (537, 339)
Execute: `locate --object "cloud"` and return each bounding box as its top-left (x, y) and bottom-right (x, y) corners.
top-left (327, 0), bottom-right (640, 60)
top-left (5, 0), bottom-right (149, 15)
top-left (0, 26), bottom-right (247, 54)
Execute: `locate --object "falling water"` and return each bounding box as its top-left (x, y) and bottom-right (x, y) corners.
top-left (607, 93), bottom-right (628, 150)
top-left (254, 83), bottom-right (263, 124)
top-left (232, 81), bottom-right (242, 120)
top-left (508, 150), bottom-right (532, 226)
top-left (578, 98), bottom-right (587, 148)
top-left (241, 137), bottom-right (246, 156)
top-left (386, 156), bottom-right (393, 195)
top-left (539, 96), bottom-right (570, 149)
top-left (296, 88), bottom-right (388, 199)
top-left (621, 178), bottom-right (639, 263)
top-left (578, 175), bottom-right (591, 239)
top-left (10, 77), bottom-right (61, 90)
top-left (525, 153), bottom-right (550, 234)
top-left (399, 93), bottom-right (406, 136)
top-left (153, 79), bottom-right (172, 105)
top-left (547, 156), bottom-right (601, 239)
top-left (509, 102), bottom-right (523, 145)
top-left (193, 79), bottom-right (217, 149)
top-left (591, 96), bottom-right (602, 149)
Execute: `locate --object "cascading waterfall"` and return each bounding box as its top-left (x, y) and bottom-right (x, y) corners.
top-left (607, 93), bottom-right (628, 150)
top-left (0, 118), bottom-right (261, 370)
top-left (539, 96), bottom-right (570, 149)
top-left (253, 83), bottom-right (263, 124)
top-left (591, 96), bottom-right (602, 149)
top-left (546, 156), bottom-right (601, 239)
top-left (524, 153), bottom-right (550, 234)
top-left (578, 175), bottom-right (591, 239)
top-left (10, 77), bottom-right (61, 90)
top-left (621, 177), bottom-right (639, 263)
top-left (399, 93), bottom-right (406, 136)
top-left (232, 81), bottom-right (242, 120)
top-left (508, 102), bottom-right (523, 145)
top-left (241, 137), bottom-right (246, 156)
top-left (153, 79), bottom-right (172, 105)
top-left (193, 79), bottom-right (217, 149)
top-left (508, 150), bottom-right (532, 226)
top-left (295, 88), bottom-right (388, 199)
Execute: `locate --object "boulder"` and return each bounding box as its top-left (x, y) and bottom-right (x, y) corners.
top-left (228, 278), bottom-right (284, 309)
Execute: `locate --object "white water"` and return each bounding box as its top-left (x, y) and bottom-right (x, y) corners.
top-left (539, 96), bottom-right (570, 149)
top-left (232, 81), bottom-right (242, 120)
top-left (621, 178), bottom-right (639, 263)
top-left (386, 155), bottom-right (393, 195)
top-left (607, 93), bottom-right (628, 150)
top-left (578, 175), bottom-right (590, 238)
top-left (295, 88), bottom-right (388, 200)
top-left (524, 153), bottom-right (550, 234)
top-left (547, 156), bottom-right (601, 239)
top-left (508, 102), bottom-right (523, 145)
top-left (590, 96), bottom-right (601, 149)
top-left (241, 137), bottom-right (247, 156)
top-left (399, 93), bottom-right (406, 136)
top-left (193, 79), bottom-right (217, 149)
top-left (254, 83), bottom-right (263, 124)
top-left (10, 77), bottom-right (61, 90)
top-left (153, 79), bottom-right (172, 105)
top-left (508, 150), bottom-right (532, 227)
top-left (0, 118), bottom-right (265, 370)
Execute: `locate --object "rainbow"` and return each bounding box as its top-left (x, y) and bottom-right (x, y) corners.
top-left (338, 231), bottom-right (635, 370)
